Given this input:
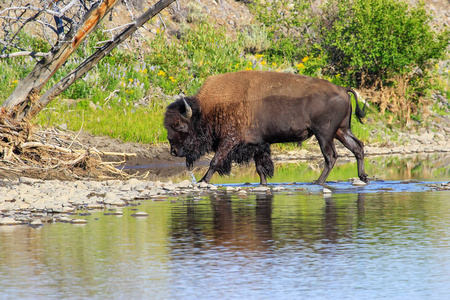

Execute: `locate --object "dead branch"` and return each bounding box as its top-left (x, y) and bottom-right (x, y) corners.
top-left (0, 51), bottom-right (51, 59)
top-left (24, 0), bottom-right (177, 121)
top-left (1, 0), bottom-right (120, 120)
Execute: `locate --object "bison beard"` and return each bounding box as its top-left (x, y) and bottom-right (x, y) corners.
top-left (164, 70), bottom-right (368, 185)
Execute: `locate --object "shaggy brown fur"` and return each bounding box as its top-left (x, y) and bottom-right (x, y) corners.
top-left (196, 71), bottom-right (347, 137)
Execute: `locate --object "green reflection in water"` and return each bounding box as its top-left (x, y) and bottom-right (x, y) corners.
top-left (0, 202), bottom-right (171, 299)
top-left (190, 153), bottom-right (450, 184)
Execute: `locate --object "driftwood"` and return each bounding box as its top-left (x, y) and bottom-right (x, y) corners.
top-left (0, 117), bottom-right (136, 180)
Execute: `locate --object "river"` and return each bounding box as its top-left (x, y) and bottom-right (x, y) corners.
top-left (1, 154), bottom-right (449, 299)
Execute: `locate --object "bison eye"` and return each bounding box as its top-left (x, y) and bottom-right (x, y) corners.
top-left (174, 123), bottom-right (189, 133)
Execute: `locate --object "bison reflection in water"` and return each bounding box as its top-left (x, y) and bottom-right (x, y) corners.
top-left (164, 70), bottom-right (368, 185)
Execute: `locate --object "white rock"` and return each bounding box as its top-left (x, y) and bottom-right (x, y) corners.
top-left (19, 177), bottom-right (41, 184)
top-left (120, 185), bottom-right (131, 191)
top-left (272, 186), bottom-right (285, 192)
top-left (352, 179), bottom-right (368, 186)
top-left (19, 203), bottom-right (31, 210)
top-left (110, 199), bottom-right (126, 206)
top-left (323, 188), bottom-right (332, 194)
top-left (198, 182), bottom-right (209, 188)
top-left (62, 206), bottom-right (75, 213)
top-left (163, 185), bottom-right (176, 191)
top-left (4, 190), bottom-right (19, 202)
top-left (177, 180), bottom-right (192, 188)
top-left (58, 216), bottom-right (73, 222)
top-left (226, 186), bottom-right (236, 192)
top-left (87, 203), bottom-right (104, 210)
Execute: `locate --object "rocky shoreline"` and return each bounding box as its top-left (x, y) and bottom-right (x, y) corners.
top-left (1, 173), bottom-right (449, 227)
top-left (0, 177), bottom-right (304, 226)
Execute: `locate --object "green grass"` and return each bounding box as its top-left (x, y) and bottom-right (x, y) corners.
top-left (37, 102), bottom-right (168, 144)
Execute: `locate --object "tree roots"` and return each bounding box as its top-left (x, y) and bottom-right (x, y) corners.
top-left (0, 111), bottom-right (135, 180)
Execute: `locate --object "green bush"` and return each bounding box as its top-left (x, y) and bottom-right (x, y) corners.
top-left (318, 0), bottom-right (450, 85)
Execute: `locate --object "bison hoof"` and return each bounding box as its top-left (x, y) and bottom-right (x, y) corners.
top-left (360, 174), bottom-right (369, 183)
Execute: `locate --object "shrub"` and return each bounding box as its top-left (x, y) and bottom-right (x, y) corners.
top-left (241, 24), bottom-right (271, 54)
top-left (318, 0), bottom-right (450, 85)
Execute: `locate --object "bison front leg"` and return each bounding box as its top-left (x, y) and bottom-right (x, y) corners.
top-left (254, 144), bottom-right (274, 185)
top-left (199, 141), bottom-right (236, 184)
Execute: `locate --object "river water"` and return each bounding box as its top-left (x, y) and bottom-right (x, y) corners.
top-left (1, 154), bottom-right (449, 300)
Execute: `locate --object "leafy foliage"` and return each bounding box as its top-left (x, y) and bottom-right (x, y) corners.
top-left (319, 0), bottom-right (449, 84)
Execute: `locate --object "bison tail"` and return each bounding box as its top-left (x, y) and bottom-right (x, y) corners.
top-left (347, 88), bottom-right (366, 124)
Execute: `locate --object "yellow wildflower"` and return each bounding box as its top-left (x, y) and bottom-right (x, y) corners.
top-left (169, 76), bottom-right (176, 82)
top-left (260, 60), bottom-right (266, 66)
top-left (303, 56), bottom-right (310, 63)
top-left (296, 63), bottom-right (305, 69)
top-left (157, 70), bottom-right (166, 77)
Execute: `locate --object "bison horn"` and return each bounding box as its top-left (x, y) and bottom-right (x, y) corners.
top-left (183, 98), bottom-right (193, 120)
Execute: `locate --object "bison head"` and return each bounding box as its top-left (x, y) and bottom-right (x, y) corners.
top-left (164, 97), bottom-right (205, 168)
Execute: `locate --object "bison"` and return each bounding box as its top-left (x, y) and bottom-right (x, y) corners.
top-left (164, 70), bottom-right (368, 185)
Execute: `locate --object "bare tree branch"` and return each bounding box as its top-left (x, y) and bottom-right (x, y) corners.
top-left (0, 51), bottom-right (51, 58)
top-left (1, 0), bottom-right (120, 120)
top-left (26, 0), bottom-right (177, 121)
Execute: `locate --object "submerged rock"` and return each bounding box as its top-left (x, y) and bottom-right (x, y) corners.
top-left (71, 219), bottom-right (88, 224)
top-left (131, 211), bottom-right (149, 217)
top-left (253, 186), bottom-right (270, 193)
top-left (0, 217), bottom-right (21, 226)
